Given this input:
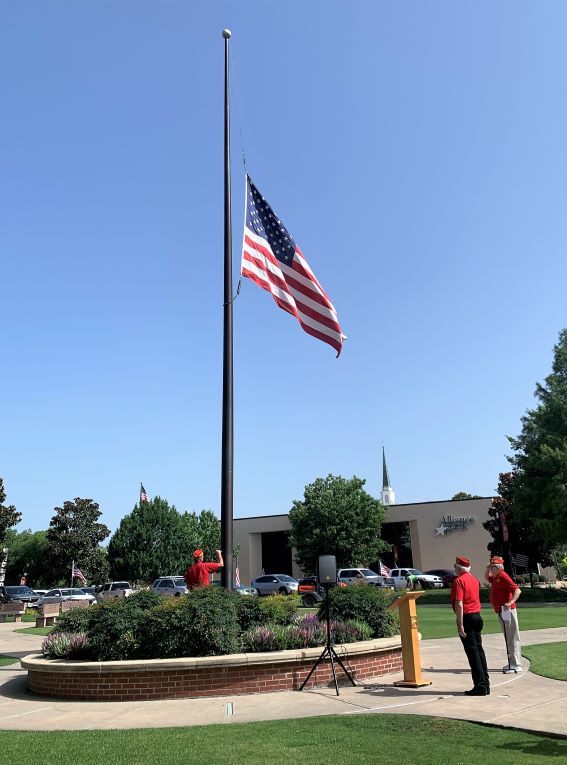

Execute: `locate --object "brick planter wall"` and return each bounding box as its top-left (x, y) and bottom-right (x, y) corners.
top-left (22, 637), bottom-right (402, 701)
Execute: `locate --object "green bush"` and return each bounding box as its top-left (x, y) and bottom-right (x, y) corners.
top-left (86, 600), bottom-right (143, 661)
top-left (124, 589), bottom-right (165, 610)
top-left (235, 596), bottom-right (264, 630)
top-left (258, 594), bottom-right (299, 625)
top-left (514, 575), bottom-right (526, 585)
top-left (538, 574), bottom-right (547, 583)
top-left (320, 585), bottom-right (399, 639)
top-left (55, 606), bottom-right (95, 635)
top-left (136, 587), bottom-right (241, 659)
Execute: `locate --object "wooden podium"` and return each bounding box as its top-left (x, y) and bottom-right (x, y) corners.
top-left (388, 591), bottom-right (431, 688)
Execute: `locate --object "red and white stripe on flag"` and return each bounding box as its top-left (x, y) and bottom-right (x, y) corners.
top-left (235, 560), bottom-right (241, 588)
top-left (380, 562), bottom-right (390, 577)
top-left (241, 176), bottom-right (345, 357)
top-left (72, 563), bottom-right (87, 585)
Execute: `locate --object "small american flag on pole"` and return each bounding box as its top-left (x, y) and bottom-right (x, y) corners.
top-left (241, 175), bottom-right (345, 357)
top-left (140, 484), bottom-right (149, 503)
top-left (380, 562), bottom-right (391, 577)
top-left (71, 561), bottom-right (87, 585)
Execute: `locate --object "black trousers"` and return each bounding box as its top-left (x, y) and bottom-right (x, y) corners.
top-left (460, 612), bottom-right (489, 690)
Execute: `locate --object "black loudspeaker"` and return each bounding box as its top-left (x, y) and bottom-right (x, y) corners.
top-left (318, 555), bottom-right (337, 584)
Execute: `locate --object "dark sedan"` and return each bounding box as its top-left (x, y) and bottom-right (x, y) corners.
top-left (0, 585), bottom-right (40, 605)
top-left (423, 569), bottom-right (457, 588)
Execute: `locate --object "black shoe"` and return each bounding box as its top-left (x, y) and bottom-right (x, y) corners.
top-left (465, 687), bottom-right (488, 696)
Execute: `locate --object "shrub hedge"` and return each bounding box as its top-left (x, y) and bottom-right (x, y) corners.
top-left (47, 585), bottom-right (399, 661)
top-left (319, 585), bottom-right (399, 639)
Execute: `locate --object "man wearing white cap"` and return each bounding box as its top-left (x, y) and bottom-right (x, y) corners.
top-left (451, 555), bottom-right (490, 696)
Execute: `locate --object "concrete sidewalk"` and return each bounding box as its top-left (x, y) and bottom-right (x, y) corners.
top-left (1, 621), bottom-right (566, 736)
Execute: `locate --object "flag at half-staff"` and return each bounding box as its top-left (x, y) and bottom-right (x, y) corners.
top-left (241, 175), bottom-right (345, 357)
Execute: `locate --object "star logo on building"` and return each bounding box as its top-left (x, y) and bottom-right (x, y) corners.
top-left (435, 524), bottom-right (448, 536)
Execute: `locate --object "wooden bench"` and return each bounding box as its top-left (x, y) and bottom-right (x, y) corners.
top-left (35, 603), bottom-right (61, 628)
top-left (0, 602), bottom-right (26, 623)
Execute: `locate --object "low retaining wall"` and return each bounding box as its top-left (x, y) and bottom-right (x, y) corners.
top-left (22, 637), bottom-right (402, 701)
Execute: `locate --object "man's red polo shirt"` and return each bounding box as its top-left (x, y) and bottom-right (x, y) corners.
top-left (489, 570), bottom-right (517, 613)
top-left (451, 571), bottom-right (481, 614)
top-left (185, 561), bottom-right (220, 589)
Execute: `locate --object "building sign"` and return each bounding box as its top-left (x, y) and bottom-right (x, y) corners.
top-left (435, 515), bottom-right (476, 536)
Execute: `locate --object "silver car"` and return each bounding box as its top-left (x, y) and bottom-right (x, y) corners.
top-left (37, 588), bottom-right (96, 606)
top-left (250, 574), bottom-right (298, 595)
top-left (151, 577), bottom-right (188, 597)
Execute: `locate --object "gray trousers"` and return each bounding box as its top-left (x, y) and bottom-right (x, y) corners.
top-left (498, 608), bottom-right (522, 669)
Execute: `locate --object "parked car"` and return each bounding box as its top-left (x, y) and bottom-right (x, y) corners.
top-left (250, 574), bottom-right (299, 595)
top-left (210, 581), bottom-right (259, 596)
top-left (95, 582), bottom-right (134, 601)
top-left (0, 585), bottom-right (40, 605)
top-left (389, 568), bottom-right (444, 589)
top-left (151, 577), bottom-right (189, 597)
top-left (423, 569), bottom-right (457, 588)
top-left (32, 589), bottom-right (48, 597)
top-left (37, 588), bottom-right (96, 606)
top-left (337, 568), bottom-right (394, 588)
top-left (80, 587), bottom-right (97, 597)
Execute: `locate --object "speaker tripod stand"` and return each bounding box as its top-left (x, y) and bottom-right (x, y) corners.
top-left (299, 585), bottom-right (357, 696)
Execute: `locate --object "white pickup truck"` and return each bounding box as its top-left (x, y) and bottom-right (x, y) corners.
top-left (95, 581), bottom-right (134, 601)
top-left (389, 568), bottom-right (444, 589)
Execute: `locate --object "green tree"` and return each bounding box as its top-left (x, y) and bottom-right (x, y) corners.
top-left (44, 498), bottom-right (110, 584)
top-left (4, 529), bottom-right (48, 587)
top-left (483, 472), bottom-right (554, 580)
top-left (196, 509), bottom-right (221, 560)
top-left (288, 474), bottom-right (388, 574)
top-left (508, 329), bottom-right (567, 547)
top-left (108, 497), bottom-right (198, 583)
top-left (0, 478), bottom-right (21, 545)
top-left (451, 492), bottom-right (481, 501)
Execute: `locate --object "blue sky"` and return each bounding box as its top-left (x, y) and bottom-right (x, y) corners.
top-left (2, 2), bottom-right (566, 535)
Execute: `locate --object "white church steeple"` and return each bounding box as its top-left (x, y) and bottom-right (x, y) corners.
top-left (380, 446), bottom-right (396, 506)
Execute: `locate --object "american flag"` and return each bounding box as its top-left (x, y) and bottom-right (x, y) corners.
top-left (71, 561), bottom-right (87, 585)
top-left (234, 558), bottom-right (241, 588)
top-left (380, 562), bottom-right (391, 577)
top-left (140, 484), bottom-right (149, 503)
top-left (241, 175), bottom-right (345, 357)
top-left (513, 553), bottom-right (529, 567)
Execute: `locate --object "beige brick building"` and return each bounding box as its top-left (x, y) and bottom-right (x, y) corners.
top-left (234, 496), bottom-right (494, 585)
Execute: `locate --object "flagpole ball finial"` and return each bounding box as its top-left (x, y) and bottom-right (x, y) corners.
top-left (222, 29), bottom-right (231, 39)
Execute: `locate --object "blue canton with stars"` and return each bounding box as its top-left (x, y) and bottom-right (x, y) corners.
top-left (246, 176), bottom-right (296, 266)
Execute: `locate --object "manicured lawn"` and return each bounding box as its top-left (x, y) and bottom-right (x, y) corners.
top-left (0, 655), bottom-right (19, 666)
top-left (416, 605), bottom-right (567, 640)
top-left (14, 626), bottom-right (53, 636)
top-left (1, 612), bottom-right (38, 623)
top-left (522, 641), bottom-right (567, 682)
top-left (416, 587), bottom-right (567, 605)
top-left (0, 715), bottom-right (566, 764)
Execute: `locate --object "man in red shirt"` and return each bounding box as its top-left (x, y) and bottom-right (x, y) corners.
top-left (451, 555), bottom-right (490, 696)
top-left (485, 556), bottom-right (522, 673)
top-left (185, 548), bottom-right (224, 589)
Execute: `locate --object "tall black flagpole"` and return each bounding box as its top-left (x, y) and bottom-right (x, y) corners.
top-left (221, 28), bottom-right (233, 590)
